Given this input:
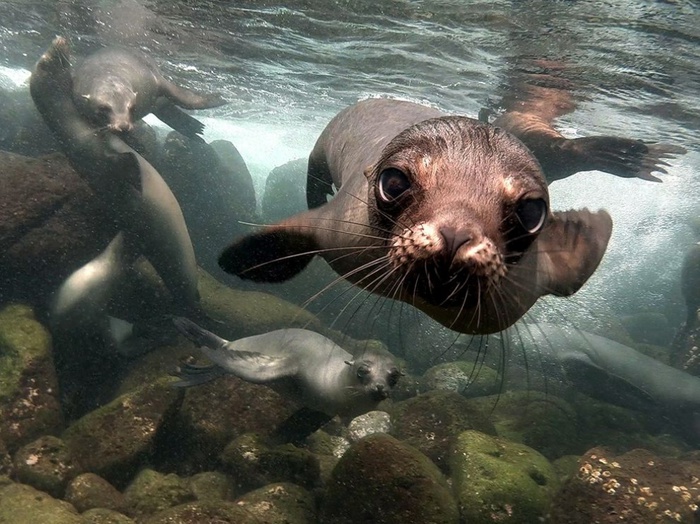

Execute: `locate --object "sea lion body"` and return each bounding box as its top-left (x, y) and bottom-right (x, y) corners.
top-left (173, 317), bottom-right (401, 418)
top-left (220, 98), bottom-right (613, 334)
top-left (31, 37), bottom-right (199, 311)
top-left (73, 46), bottom-right (226, 138)
top-left (521, 323), bottom-right (700, 414)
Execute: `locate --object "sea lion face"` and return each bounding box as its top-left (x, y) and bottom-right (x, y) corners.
top-left (75, 80), bottom-right (136, 133)
top-left (346, 349), bottom-right (402, 403)
top-left (365, 116), bottom-right (548, 313)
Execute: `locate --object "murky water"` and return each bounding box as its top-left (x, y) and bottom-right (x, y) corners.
top-left (1, 1), bottom-right (699, 521)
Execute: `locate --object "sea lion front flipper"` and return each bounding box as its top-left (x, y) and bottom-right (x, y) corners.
top-left (152, 97), bottom-right (206, 139)
top-left (561, 353), bottom-right (657, 410)
top-left (537, 209), bottom-right (613, 297)
top-left (159, 77), bottom-right (227, 110)
top-left (171, 362), bottom-right (228, 387)
top-left (558, 137), bottom-right (687, 182)
top-left (219, 211), bottom-right (322, 282)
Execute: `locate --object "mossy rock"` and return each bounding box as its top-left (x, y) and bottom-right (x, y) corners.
top-left (0, 482), bottom-right (81, 524)
top-left (422, 361), bottom-right (500, 397)
top-left (141, 501), bottom-right (261, 524)
top-left (13, 435), bottom-right (84, 498)
top-left (61, 377), bottom-right (182, 486)
top-left (188, 471), bottom-right (237, 503)
top-left (0, 304), bottom-right (63, 453)
top-left (65, 473), bottom-right (129, 514)
top-left (390, 390), bottom-right (496, 472)
top-left (235, 482), bottom-right (316, 524)
top-left (450, 430), bottom-right (559, 523)
top-left (219, 433), bottom-right (320, 491)
top-left (320, 433), bottom-right (458, 524)
top-left (123, 468), bottom-right (194, 518)
top-left (80, 508), bottom-right (135, 524)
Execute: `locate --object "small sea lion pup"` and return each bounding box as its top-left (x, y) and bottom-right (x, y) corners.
top-left (220, 97), bottom-right (613, 334)
top-left (72, 44), bottom-right (226, 138)
top-left (173, 317), bottom-right (401, 440)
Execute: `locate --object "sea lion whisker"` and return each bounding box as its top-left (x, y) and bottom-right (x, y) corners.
top-left (237, 219), bottom-right (400, 244)
top-left (293, 215), bottom-right (413, 240)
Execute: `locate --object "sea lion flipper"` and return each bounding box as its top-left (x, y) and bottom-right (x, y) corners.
top-left (159, 78), bottom-right (227, 110)
top-left (171, 362), bottom-right (228, 387)
top-left (561, 137), bottom-right (686, 182)
top-left (173, 316), bottom-right (228, 349)
top-left (537, 209), bottom-right (613, 297)
top-left (219, 215), bottom-right (321, 282)
top-left (152, 98), bottom-right (206, 139)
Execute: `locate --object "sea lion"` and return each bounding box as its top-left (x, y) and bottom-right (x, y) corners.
top-left (30, 37), bottom-right (199, 312)
top-left (519, 323), bottom-right (700, 416)
top-left (219, 97), bottom-right (613, 335)
top-left (172, 317), bottom-right (402, 419)
top-left (72, 45), bottom-right (226, 139)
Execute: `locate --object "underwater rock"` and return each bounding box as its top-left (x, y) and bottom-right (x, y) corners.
top-left (234, 482), bottom-right (316, 524)
top-left (0, 304), bottom-right (63, 453)
top-left (140, 501), bottom-right (260, 524)
top-left (61, 377), bottom-right (182, 486)
top-left (450, 430), bottom-right (560, 524)
top-left (187, 471), bottom-right (237, 503)
top-left (170, 375), bottom-right (298, 471)
top-left (122, 468), bottom-right (194, 519)
top-left (0, 438), bottom-right (12, 481)
top-left (0, 85), bottom-right (58, 157)
top-left (12, 435), bottom-right (84, 498)
top-left (620, 312), bottom-right (674, 347)
top-left (80, 508), bottom-right (135, 524)
top-left (0, 482), bottom-right (82, 524)
top-left (550, 447), bottom-right (700, 523)
top-left (347, 411), bottom-right (392, 442)
top-left (422, 361), bottom-right (500, 397)
top-left (320, 433), bottom-right (459, 524)
top-left (64, 473), bottom-right (130, 515)
top-left (390, 390), bottom-right (496, 472)
top-left (0, 152), bottom-right (116, 303)
top-left (219, 433), bottom-right (320, 491)
top-left (261, 157), bottom-right (308, 223)
top-left (157, 133), bottom-right (256, 275)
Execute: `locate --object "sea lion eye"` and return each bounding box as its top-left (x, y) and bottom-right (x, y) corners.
top-left (515, 198), bottom-right (547, 234)
top-left (378, 168), bottom-right (411, 203)
top-left (357, 365), bottom-right (370, 380)
top-left (387, 369), bottom-right (402, 387)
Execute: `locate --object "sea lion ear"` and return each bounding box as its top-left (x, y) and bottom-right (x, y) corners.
top-left (219, 212), bottom-right (321, 283)
top-left (363, 165), bottom-right (375, 180)
top-left (536, 208), bottom-right (613, 296)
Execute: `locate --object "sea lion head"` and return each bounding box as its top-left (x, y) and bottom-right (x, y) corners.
top-left (74, 79), bottom-right (136, 133)
top-left (344, 347), bottom-right (403, 404)
top-left (365, 116), bottom-right (548, 312)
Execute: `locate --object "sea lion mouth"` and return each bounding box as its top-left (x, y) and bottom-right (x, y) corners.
top-left (404, 263), bottom-right (484, 309)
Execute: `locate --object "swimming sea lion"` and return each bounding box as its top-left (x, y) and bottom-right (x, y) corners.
top-left (519, 322), bottom-right (700, 415)
top-left (220, 97), bottom-right (613, 335)
top-left (72, 45), bottom-right (226, 138)
top-left (172, 317), bottom-right (402, 419)
top-left (31, 37), bottom-right (199, 312)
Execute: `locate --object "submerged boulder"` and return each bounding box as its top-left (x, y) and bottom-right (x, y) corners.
top-left (12, 435), bottom-right (83, 498)
top-left (0, 304), bottom-right (63, 453)
top-left (320, 433), bottom-right (459, 524)
top-left (234, 482), bottom-right (316, 524)
top-left (123, 468), bottom-right (194, 519)
top-left (64, 472), bottom-right (130, 515)
top-left (261, 157), bottom-right (308, 223)
top-left (0, 482), bottom-right (82, 524)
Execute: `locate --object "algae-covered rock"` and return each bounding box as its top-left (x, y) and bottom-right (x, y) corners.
top-left (123, 468), bottom-right (194, 518)
top-left (141, 501), bottom-right (260, 524)
top-left (13, 435), bottom-right (84, 498)
top-left (235, 482), bottom-right (316, 524)
top-left (0, 305), bottom-right (63, 453)
top-left (65, 473), bottom-right (129, 514)
top-left (450, 430), bottom-right (559, 524)
top-left (422, 361), bottom-right (500, 397)
top-left (188, 471), bottom-right (237, 503)
top-left (320, 433), bottom-right (459, 524)
top-left (61, 377), bottom-right (182, 486)
top-left (390, 390), bottom-right (496, 472)
top-left (347, 411), bottom-right (392, 442)
top-left (219, 433), bottom-right (320, 491)
top-left (80, 508), bottom-right (135, 524)
top-left (551, 447), bottom-right (700, 523)
top-left (0, 482), bottom-right (81, 524)
top-left (261, 157), bottom-right (307, 223)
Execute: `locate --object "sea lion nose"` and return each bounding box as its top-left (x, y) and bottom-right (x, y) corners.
top-left (439, 226), bottom-right (473, 259)
top-left (373, 384), bottom-right (389, 400)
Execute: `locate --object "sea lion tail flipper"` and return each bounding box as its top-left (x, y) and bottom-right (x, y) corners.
top-left (173, 316), bottom-right (228, 349)
top-left (537, 208), bottom-right (613, 296)
top-left (563, 136), bottom-right (687, 182)
top-left (152, 97), bottom-right (206, 138)
top-left (219, 212), bottom-right (322, 282)
top-left (159, 78), bottom-right (227, 110)
top-left (170, 362), bottom-right (227, 387)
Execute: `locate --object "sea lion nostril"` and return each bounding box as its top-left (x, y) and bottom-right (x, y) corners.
top-left (439, 226), bottom-right (473, 259)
